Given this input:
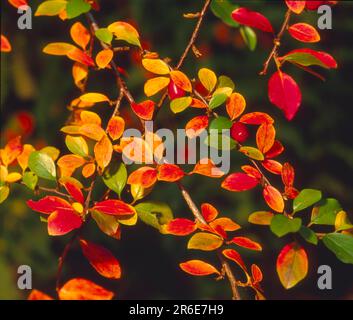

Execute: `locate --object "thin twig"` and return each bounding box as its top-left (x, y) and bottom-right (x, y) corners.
top-left (260, 9), bottom-right (291, 75)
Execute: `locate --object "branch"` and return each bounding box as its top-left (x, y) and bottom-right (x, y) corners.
top-left (259, 9), bottom-right (291, 75)
top-left (177, 182), bottom-right (241, 300)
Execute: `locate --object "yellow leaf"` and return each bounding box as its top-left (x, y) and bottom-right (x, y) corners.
top-left (96, 49), bottom-right (113, 69)
top-left (142, 58), bottom-right (170, 75)
top-left (0, 165), bottom-right (8, 183)
top-left (79, 92), bottom-right (110, 103)
top-left (198, 68), bottom-right (217, 92)
top-left (187, 232), bottom-right (223, 251)
top-left (144, 77), bottom-right (170, 97)
top-left (79, 124), bottom-right (105, 141)
top-left (107, 21), bottom-right (141, 48)
top-left (94, 135), bottom-right (113, 171)
top-left (35, 0), bottom-right (67, 17)
top-left (6, 172), bottom-right (22, 183)
top-left (80, 110), bottom-right (102, 126)
top-left (43, 42), bottom-right (76, 55)
top-left (170, 70), bottom-right (192, 92)
top-left (72, 62), bottom-right (88, 91)
top-left (70, 22), bottom-right (90, 50)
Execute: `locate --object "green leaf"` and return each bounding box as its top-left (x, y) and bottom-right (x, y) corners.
top-left (311, 198), bottom-right (342, 225)
top-left (35, 0), bottom-right (67, 16)
top-left (281, 52), bottom-right (329, 68)
top-left (322, 233), bottom-right (353, 264)
top-left (187, 232), bottom-right (223, 251)
top-left (210, 0), bottom-right (239, 27)
top-left (65, 135), bottom-right (88, 157)
top-left (270, 215), bottom-right (302, 237)
top-left (0, 186), bottom-right (10, 204)
top-left (135, 201), bottom-right (173, 233)
top-left (239, 146), bottom-right (264, 161)
top-left (95, 28), bottom-right (113, 45)
top-left (209, 93), bottom-right (228, 109)
top-left (299, 226), bottom-right (318, 245)
top-left (204, 133), bottom-right (236, 151)
top-left (102, 162), bottom-right (127, 198)
top-left (66, 0), bottom-right (91, 19)
top-left (209, 116), bottom-right (232, 132)
top-left (217, 75), bottom-right (235, 91)
top-left (293, 189), bottom-right (322, 213)
top-left (28, 151), bottom-right (56, 181)
top-left (240, 26), bottom-right (257, 51)
top-left (22, 172), bottom-right (38, 191)
top-left (170, 97), bottom-right (192, 113)
top-left (248, 211), bottom-right (274, 225)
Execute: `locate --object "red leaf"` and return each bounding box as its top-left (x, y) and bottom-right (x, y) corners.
top-left (157, 164), bottom-right (184, 182)
top-left (28, 290), bottom-right (53, 300)
top-left (93, 200), bottom-right (136, 216)
top-left (1, 34), bottom-right (12, 52)
top-left (281, 162), bottom-right (295, 187)
top-left (280, 48), bottom-right (337, 69)
top-left (241, 165), bottom-right (262, 180)
top-left (263, 185), bottom-right (284, 213)
top-left (127, 166), bottom-right (158, 188)
top-left (262, 159), bottom-right (283, 175)
top-left (179, 260), bottom-right (220, 276)
top-left (67, 48), bottom-right (95, 67)
top-left (285, 1), bottom-right (306, 14)
top-left (231, 7), bottom-right (273, 33)
top-left (80, 239), bottom-right (121, 279)
top-left (47, 210), bottom-right (82, 236)
top-left (59, 278), bottom-right (114, 300)
top-left (265, 140), bottom-right (284, 159)
top-left (288, 23), bottom-right (320, 43)
top-left (201, 203), bottom-right (219, 222)
top-left (63, 181), bottom-right (84, 204)
top-left (27, 196), bottom-right (73, 215)
top-left (239, 112), bottom-right (274, 125)
top-left (251, 264), bottom-right (263, 284)
top-left (131, 100), bottom-right (155, 121)
top-left (230, 236), bottom-right (262, 251)
top-left (185, 115), bottom-right (209, 139)
top-left (268, 71), bottom-right (302, 121)
top-left (222, 249), bottom-right (247, 271)
top-left (222, 173), bottom-right (259, 192)
top-left (166, 218), bottom-right (196, 236)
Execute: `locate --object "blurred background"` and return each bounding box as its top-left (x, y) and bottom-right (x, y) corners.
top-left (1, 0), bottom-right (353, 300)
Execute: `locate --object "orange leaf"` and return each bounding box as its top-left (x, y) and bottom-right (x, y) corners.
top-left (170, 70), bottom-right (192, 92)
top-left (209, 217), bottom-right (241, 232)
top-left (185, 115), bottom-right (209, 139)
top-left (289, 23), bottom-right (320, 43)
top-left (157, 164), bottom-right (184, 182)
top-left (70, 22), bottom-right (90, 50)
top-left (262, 159), bottom-right (283, 175)
top-left (79, 123), bottom-right (105, 141)
top-left (67, 48), bottom-right (95, 67)
top-left (120, 136), bottom-right (154, 164)
top-left (230, 236), bottom-right (262, 251)
top-left (80, 239), bottom-right (121, 279)
top-left (79, 92), bottom-right (110, 103)
top-left (241, 165), bottom-right (262, 180)
top-left (222, 249), bottom-right (247, 271)
top-left (57, 154), bottom-right (86, 177)
top-left (256, 123), bottom-right (275, 154)
top-left (144, 77), bottom-right (170, 97)
top-left (94, 135), bottom-right (113, 170)
top-left (1, 34), bottom-right (11, 52)
top-left (17, 144), bottom-right (35, 171)
top-left (226, 93), bottom-right (246, 120)
top-left (28, 289), bottom-right (53, 300)
top-left (43, 42), bottom-right (76, 55)
top-left (201, 203), bottom-right (219, 222)
top-left (179, 260), bottom-right (220, 276)
top-left (8, 0), bottom-right (28, 9)
top-left (281, 162), bottom-right (295, 187)
top-left (96, 49), bottom-right (113, 69)
top-left (165, 218), bottom-right (196, 236)
top-left (80, 110), bottom-right (102, 125)
top-left (222, 172), bottom-right (259, 192)
top-left (72, 62), bottom-right (88, 91)
top-left (107, 116), bottom-right (125, 141)
top-left (276, 242), bottom-right (308, 289)
top-left (59, 278), bottom-right (114, 300)
top-left (93, 199), bottom-right (136, 216)
top-left (192, 158), bottom-right (224, 178)
top-left (251, 264), bottom-right (263, 284)
top-left (1, 136), bottom-right (23, 166)
top-left (190, 98), bottom-right (208, 109)
top-left (240, 112), bottom-right (274, 125)
top-left (127, 166), bottom-right (158, 188)
top-left (82, 163), bottom-right (96, 178)
top-left (285, 1), bottom-right (306, 14)
top-left (263, 185), bottom-right (284, 213)
top-left (131, 100), bottom-right (155, 120)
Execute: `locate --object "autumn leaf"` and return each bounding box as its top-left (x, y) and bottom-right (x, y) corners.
top-left (248, 211), bottom-right (274, 225)
top-left (59, 278), bottom-right (114, 300)
top-left (198, 68), bottom-right (217, 92)
top-left (222, 172), bottom-right (259, 192)
top-left (268, 71), bottom-right (302, 121)
top-left (94, 135), bottom-right (113, 171)
top-left (256, 123), bottom-right (275, 154)
top-left (131, 100), bottom-right (155, 120)
top-left (192, 158), bottom-right (224, 178)
top-left (230, 236), bottom-right (262, 251)
top-left (288, 23), bottom-right (320, 43)
top-left (165, 218), bottom-right (197, 236)
top-left (185, 115), bottom-right (209, 139)
top-left (108, 21), bottom-right (141, 47)
top-left (79, 92), bottom-right (110, 103)
top-left (240, 112), bottom-right (274, 125)
top-left (79, 123), bottom-right (105, 141)
top-left (281, 162), bottom-right (295, 187)
top-left (285, 1), bottom-right (306, 14)
top-left (231, 7), bottom-right (273, 33)
top-left (179, 260), bottom-right (220, 276)
top-left (209, 217), bottom-right (240, 232)
top-left (187, 232), bottom-right (223, 251)
top-left (222, 249), bottom-right (247, 271)
top-left (28, 289), bottom-right (53, 300)
top-left (82, 163), bottom-right (96, 178)
top-left (226, 93), bottom-right (246, 120)
top-left (251, 264), bottom-right (263, 284)
top-left (80, 239), bottom-right (121, 279)
top-left (93, 199), bottom-right (136, 216)
top-left (142, 58), bottom-right (170, 75)
top-left (72, 62), bottom-right (88, 90)
top-left (1, 34), bottom-right (12, 52)
top-left (201, 203), bottom-right (219, 222)
top-left (67, 48), bottom-right (95, 66)
top-left (127, 166), bottom-right (158, 188)
top-left (276, 242), bottom-right (308, 289)
top-left (170, 70), bottom-right (192, 92)
top-left (265, 140), bottom-right (284, 159)
top-left (262, 159), bottom-right (283, 175)
top-left (60, 178), bottom-right (84, 203)
top-left (263, 185), bottom-right (284, 213)
top-left (1, 136), bottom-right (23, 166)
top-left (70, 22), bottom-right (90, 50)
top-left (157, 164), bottom-right (184, 182)
top-left (57, 154), bottom-right (86, 177)
top-left (144, 77), bottom-right (170, 97)
top-left (43, 42), bottom-right (76, 55)
top-left (241, 165), bottom-right (262, 179)
top-left (35, 1), bottom-right (66, 16)
top-left (8, 0), bottom-right (28, 9)
top-left (107, 116), bottom-right (125, 141)
top-left (96, 49), bottom-right (113, 69)
top-left (47, 209), bottom-right (83, 236)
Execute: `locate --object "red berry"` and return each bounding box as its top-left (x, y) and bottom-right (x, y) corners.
top-left (230, 122), bottom-right (249, 143)
top-left (168, 80), bottom-right (185, 100)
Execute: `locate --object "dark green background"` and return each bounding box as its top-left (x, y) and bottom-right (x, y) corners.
top-left (1, 0), bottom-right (353, 300)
